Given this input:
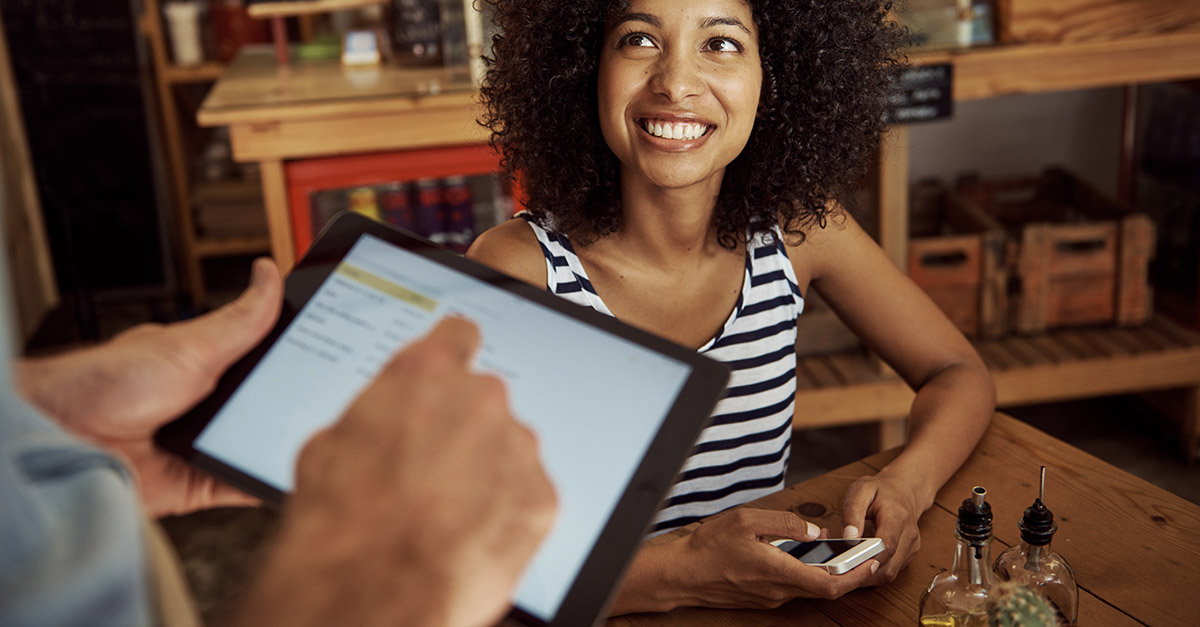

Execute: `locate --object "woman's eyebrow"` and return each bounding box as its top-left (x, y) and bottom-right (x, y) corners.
top-left (613, 12), bottom-right (661, 28)
top-left (699, 15), bottom-right (752, 36)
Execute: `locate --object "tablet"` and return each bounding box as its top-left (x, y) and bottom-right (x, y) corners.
top-left (155, 212), bottom-right (730, 626)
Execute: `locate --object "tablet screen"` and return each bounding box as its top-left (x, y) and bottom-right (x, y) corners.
top-left (192, 233), bottom-right (693, 621)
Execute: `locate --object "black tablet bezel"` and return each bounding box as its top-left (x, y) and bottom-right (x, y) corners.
top-left (155, 212), bottom-right (730, 626)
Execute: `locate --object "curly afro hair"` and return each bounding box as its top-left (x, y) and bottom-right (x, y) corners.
top-left (480, 0), bottom-right (906, 247)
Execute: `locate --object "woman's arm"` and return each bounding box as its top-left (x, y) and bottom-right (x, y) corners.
top-left (788, 210), bottom-right (995, 582)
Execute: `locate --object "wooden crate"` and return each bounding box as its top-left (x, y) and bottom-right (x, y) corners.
top-left (994, 0), bottom-right (1200, 44)
top-left (908, 180), bottom-right (1009, 338)
top-left (957, 167), bottom-right (1155, 333)
top-left (1138, 172), bottom-right (1200, 330)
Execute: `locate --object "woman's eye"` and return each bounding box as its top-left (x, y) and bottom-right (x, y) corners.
top-left (621, 33), bottom-right (656, 48)
top-left (706, 37), bottom-right (742, 52)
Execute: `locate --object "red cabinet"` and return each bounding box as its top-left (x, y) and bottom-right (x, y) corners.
top-left (284, 144), bottom-right (519, 254)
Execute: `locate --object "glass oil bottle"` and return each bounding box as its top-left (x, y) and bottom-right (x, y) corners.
top-left (919, 486), bottom-right (996, 627)
top-left (992, 466), bottom-right (1078, 624)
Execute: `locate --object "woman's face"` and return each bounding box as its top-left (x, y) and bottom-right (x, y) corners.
top-left (597, 0), bottom-right (762, 194)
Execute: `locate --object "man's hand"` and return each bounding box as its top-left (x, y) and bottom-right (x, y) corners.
top-left (16, 258), bottom-right (283, 516)
top-left (235, 317), bottom-right (558, 627)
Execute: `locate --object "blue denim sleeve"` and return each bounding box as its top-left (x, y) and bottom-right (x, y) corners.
top-left (2, 224), bottom-right (152, 625)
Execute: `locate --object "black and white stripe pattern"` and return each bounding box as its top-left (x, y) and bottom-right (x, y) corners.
top-left (522, 215), bottom-right (802, 535)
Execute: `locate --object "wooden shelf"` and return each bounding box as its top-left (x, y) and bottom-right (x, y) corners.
top-left (141, 0), bottom-right (265, 306)
top-left (792, 316), bottom-right (1200, 461)
top-left (192, 177), bottom-right (263, 201)
top-left (247, 0), bottom-right (386, 19)
top-left (910, 28), bottom-right (1200, 101)
top-left (197, 48), bottom-right (476, 127)
top-left (194, 235), bottom-right (271, 258)
top-left (163, 62), bottom-right (224, 84)
top-left (868, 21), bottom-right (1200, 458)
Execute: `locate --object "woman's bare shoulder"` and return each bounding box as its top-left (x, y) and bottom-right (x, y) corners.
top-left (779, 201), bottom-right (866, 288)
top-left (465, 217), bottom-right (547, 288)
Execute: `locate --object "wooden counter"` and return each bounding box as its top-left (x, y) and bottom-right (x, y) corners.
top-left (609, 413), bottom-right (1200, 626)
top-left (198, 46), bottom-right (489, 269)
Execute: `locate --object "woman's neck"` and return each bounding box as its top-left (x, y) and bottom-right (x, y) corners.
top-left (610, 168), bottom-right (729, 267)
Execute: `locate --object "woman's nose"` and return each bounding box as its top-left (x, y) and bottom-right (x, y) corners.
top-left (649, 50), bottom-right (703, 102)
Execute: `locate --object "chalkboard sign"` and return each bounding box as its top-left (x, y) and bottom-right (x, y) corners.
top-left (387, 0), bottom-right (444, 66)
top-left (885, 63), bottom-right (954, 125)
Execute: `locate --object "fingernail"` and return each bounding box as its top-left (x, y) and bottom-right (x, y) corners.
top-left (249, 258), bottom-right (269, 288)
top-left (806, 521), bottom-right (820, 538)
top-left (843, 525), bottom-right (860, 539)
top-left (870, 561), bottom-right (879, 574)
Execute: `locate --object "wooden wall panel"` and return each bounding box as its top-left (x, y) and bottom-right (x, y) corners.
top-left (0, 10), bottom-right (58, 342)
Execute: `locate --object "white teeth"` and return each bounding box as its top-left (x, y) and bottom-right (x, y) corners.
top-left (643, 119), bottom-right (709, 140)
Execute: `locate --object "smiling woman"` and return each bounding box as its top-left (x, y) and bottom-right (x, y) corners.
top-left (480, 0), bottom-right (905, 246)
top-left (467, 0), bottom-right (996, 618)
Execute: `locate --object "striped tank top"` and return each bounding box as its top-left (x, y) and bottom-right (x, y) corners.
top-left (521, 216), bottom-right (804, 535)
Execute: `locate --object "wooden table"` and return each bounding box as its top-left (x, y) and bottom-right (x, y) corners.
top-left (198, 46), bottom-right (488, 270)
top-left (609, 413), bottom-right (1200, 626)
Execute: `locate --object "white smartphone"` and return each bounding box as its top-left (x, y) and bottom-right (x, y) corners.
top-left (771, 538), bottom-right (885, 575)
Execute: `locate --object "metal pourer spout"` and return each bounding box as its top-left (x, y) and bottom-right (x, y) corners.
top-left (971, 485), bottom-right (987, 507)
top-left (957, 485), bottom-right (994, 548)
top-left (1020, 466), bottom-right (1058, 545)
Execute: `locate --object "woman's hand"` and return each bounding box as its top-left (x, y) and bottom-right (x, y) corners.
top-left (839, 470), bottom-right (926, 584)
top-left (610, 508), bottom-right (879, 615)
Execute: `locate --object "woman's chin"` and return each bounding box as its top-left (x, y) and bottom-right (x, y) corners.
top-left (626, 163), bottom-right (726, 194)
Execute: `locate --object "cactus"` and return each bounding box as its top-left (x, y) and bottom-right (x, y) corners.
top-left (986, 582), bottom-right (1060, 627)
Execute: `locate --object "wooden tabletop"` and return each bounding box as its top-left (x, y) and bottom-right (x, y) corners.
top-left (198, 46), bottom-right (479, 127)
top-left (608, 413), bottom-right (1200, 626)
top-left (247, 0), bottom-right (386, 19)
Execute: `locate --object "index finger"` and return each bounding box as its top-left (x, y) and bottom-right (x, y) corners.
top-left (870, 502), bottom-right (904, 547)
top-left (840, 480), bottom-right (877, 539)
top-left (424, 316), bottom-right (482, 365)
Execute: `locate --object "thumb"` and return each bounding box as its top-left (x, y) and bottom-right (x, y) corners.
top-left (737, 509), bottom-right (822, 542)
top-left (176, 257), bottom-right (284, 372)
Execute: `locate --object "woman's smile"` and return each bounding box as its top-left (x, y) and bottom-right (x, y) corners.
top-left (635, 113), bottom-right (716, 151)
